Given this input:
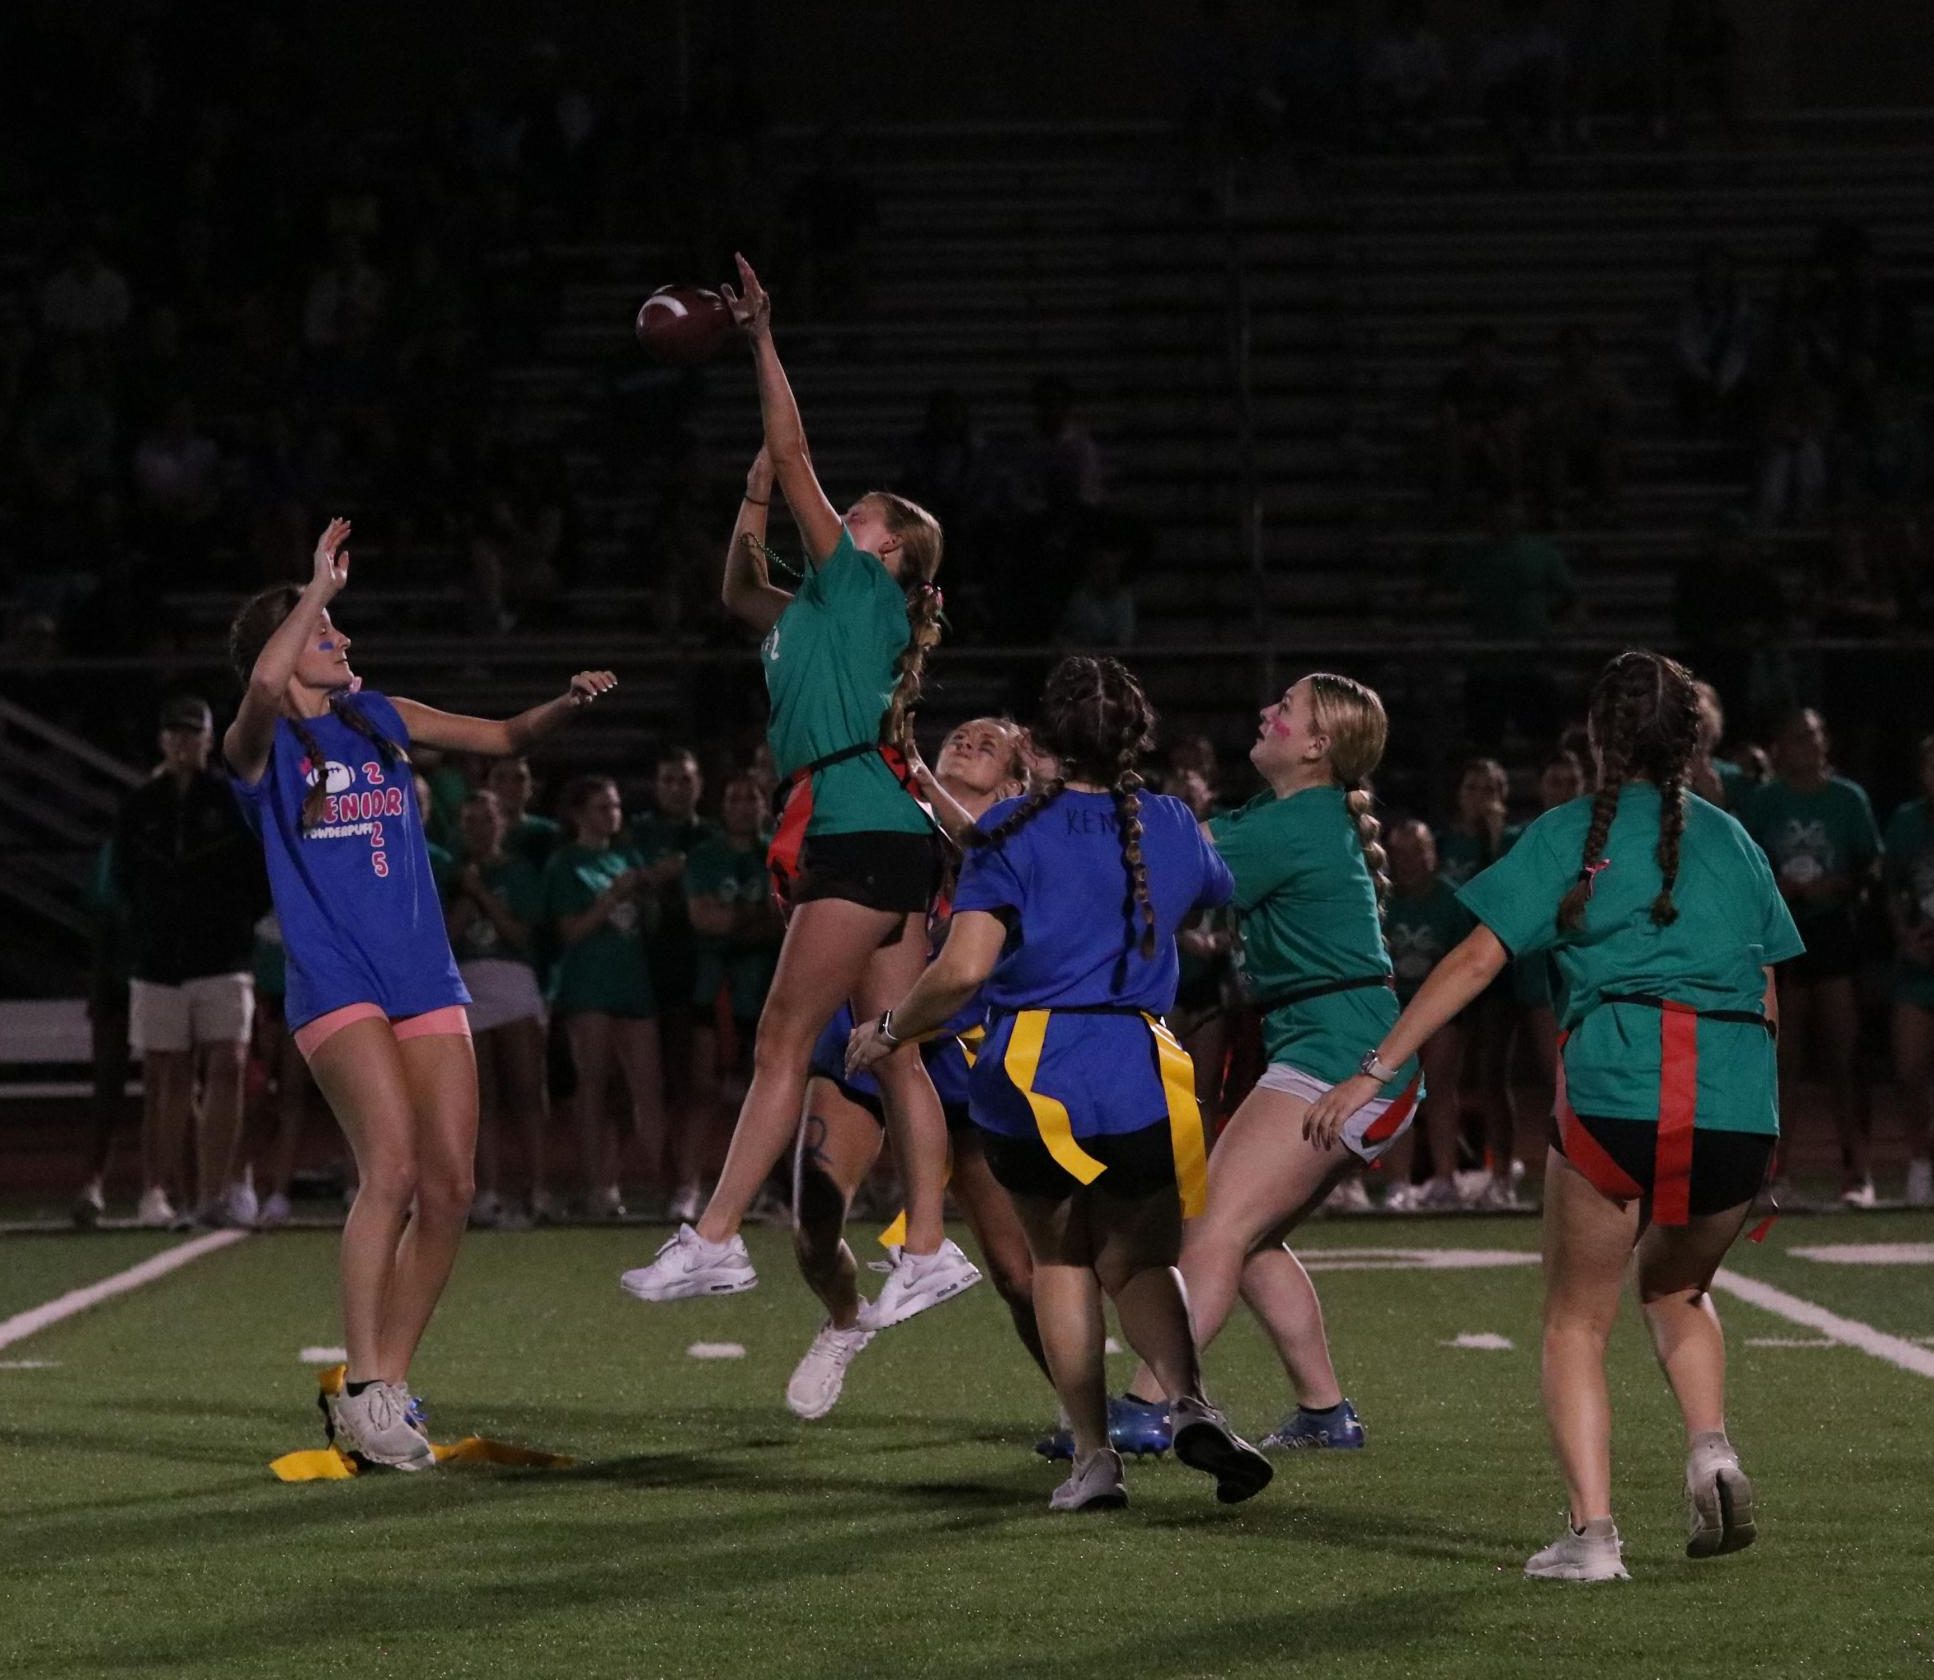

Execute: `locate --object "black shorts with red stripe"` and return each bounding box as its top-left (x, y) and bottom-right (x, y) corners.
top-left (1548, 1111), bottom-right (1774, 1221)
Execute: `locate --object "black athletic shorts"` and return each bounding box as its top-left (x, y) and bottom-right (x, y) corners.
top-left (1783, 911), bottom-right (1857, 983)
top-left (822, 1080), bottom-right (974, 1138)
top-left (794, 830), bottom-right (942, 917)
top-left (979, 1118), bottom-right (1177, 1202)
top-left (1549, 1112), bottom-right (1775, 1220)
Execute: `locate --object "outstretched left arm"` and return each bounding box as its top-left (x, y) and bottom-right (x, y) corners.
top-left (392, 671), bottom-right (617, 756)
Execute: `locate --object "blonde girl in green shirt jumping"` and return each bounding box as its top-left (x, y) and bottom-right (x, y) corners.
top-left (621, 255), bottom-right (979, 1328)
top-left (1310, 650), bottom-right (1803, 1584)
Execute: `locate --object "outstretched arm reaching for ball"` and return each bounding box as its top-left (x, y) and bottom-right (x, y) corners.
top-left (391, 672), bottom-right (618, 758)
top-left (723, 254), bottom-right (843, 565)
top-left (225, 518), bottom-right (352, 785)
top-left (720, 448), bottom-right (793, 635)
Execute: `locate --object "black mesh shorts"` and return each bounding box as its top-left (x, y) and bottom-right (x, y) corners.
top-left (978, 1118), bottom-right (1178, 1202)
top-left (794, 830), bottom-right (942, 916)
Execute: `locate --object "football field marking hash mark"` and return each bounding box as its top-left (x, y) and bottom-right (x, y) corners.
top-left (0, 1230), bottom-right (249, 1352)
top-left (1711, 1268), bottom-right (1934, 1381)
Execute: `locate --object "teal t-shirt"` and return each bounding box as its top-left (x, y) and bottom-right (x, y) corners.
top-left (1458, 784), bottom-right (1804, 1135)
top-left (1884, 799), bottom-right (1934, 1007)
top-left (507, 812), bottom-right (562, 869)
top-left (449, 852), bottom-right (546, 969)
top-left (759, 530), bottom-right (929, 838)
top-left (1437, 823), bottom-right (1519, 889)
top-left (1383, 878), bottom-right (1474, 1004)
top-left (540, 843), bottom-right (655, 1017)
top-left (1740, 775), bottom-right (1881, 927)
top-left (687, 834), bottom-right (780, 1021)
top-left (1209, 786), bottom-right (1413, 1088)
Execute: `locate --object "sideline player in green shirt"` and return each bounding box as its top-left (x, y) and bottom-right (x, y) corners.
top-left (620, 254), bottom-right (977, 1329)
top-left (1883, 734), bottom-right (1934, 1207)
top-left (542, 776), bottom-right (661, 1220)
top-left (1309, 651), bottom-right (1804, 1584)
top-left (448, 789), bottom-right (551, 1226)
top-left (1122, 672), bottom-right (1415, 1456)
top-left (1379, 817), bottom-right (1475, 1210)
top-left (1740, 707), bottom-right (1882, 1205)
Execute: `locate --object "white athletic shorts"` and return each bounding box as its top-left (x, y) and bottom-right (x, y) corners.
top-left (460, 959), bottom-right (547, 1035)
top-left (129, 973), bottom-right (254, 1055)
top-left (1255, 1062), bottom-right (1422, 1164)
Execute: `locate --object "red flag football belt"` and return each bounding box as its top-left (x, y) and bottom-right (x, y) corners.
top-left (765, 742), bottom-right (916, 907)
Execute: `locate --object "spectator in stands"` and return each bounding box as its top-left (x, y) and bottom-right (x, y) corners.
top-left (1754, 342), bottom-right (1834, 528)
top-left (113, 696), bottom-right (267, 1227)
top-left (1055, 528), bottom-right (1138, 649)
top-left (1672, 509), bottom-right (1794, 733)
top-left (1435, 325), bottom-right (1526, 507)
top-left (1534, 325), bottom-right (1635, 522)
top-left (301, 233), bottom-right (386, 353)
top-left (1472, 0), bottom-right (1568, 170)
top-left (631, 747), bottom-right (717, 1204)
top-left (1363, 0), bottom-right (1450, 152)
top-left (1674, 245), bottom-right (1758, 436)
top-left (40, 236), bottom-right (132, 348)
top-left (781, 125), bottom-right (876, 330)
top-left (1657, 0), bottom-right (1744, 147)
top-left (487, 754), bottom-right (562, 865)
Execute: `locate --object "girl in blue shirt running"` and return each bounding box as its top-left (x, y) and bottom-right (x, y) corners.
top-left (225, 518), bottom-right (614, 1469)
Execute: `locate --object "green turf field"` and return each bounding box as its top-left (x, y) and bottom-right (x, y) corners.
top-left (4, 1216), bottom-right (1931, 1679)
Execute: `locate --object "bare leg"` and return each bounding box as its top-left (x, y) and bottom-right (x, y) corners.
top-left (195, 1040), bottom-right (248, 1210)
top-left (1540, 1149), bottom-right (1640, 1526)
top-left (566, 1012), bottom-right (616, 1200)
top-left (1419, 1022), bottom-right (1464, 1182)
top-left (611, 1018), bottom-right (668, 1201)
top-left (378, 1032), bottom-right (480, 1382)
top-left (80, 991), bottom-right (131, 1192)
top-left (697, 897), bottom-right (901, 1244)
top-left (501, 1017), bottom-right (549, 1202)
top-left (265, 1011), bottom-right (309, 1200)
top-left (143, 1049), bottom-right (193, 1206)
top-left (1815, 977), bottom-right (1871, 1189)
top-left (1774, 977), bottom-right (1812, 1186)
top-left (791, 1077), bottom-right (884, 1330)
top-left (1637, 1200), bottom-right (1755, 1441)
top-left (1012, 1192), bottom-right (1109, 1459)
top-left (1091, 1185), bottom-right (1202, 1406)
top-left (853, 915), bottom-right (951, 1256)
top-left (1239, 1247), bottom-right (1343, 1408)
top-left (950, 1135), bottom-right (1048, 1377)
top-left (1894, 1003), bottom-right (1934, 1171)
top-left (472, 1028), bottom-right (504, 1200)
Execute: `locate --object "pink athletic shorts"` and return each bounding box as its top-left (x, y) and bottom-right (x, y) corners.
top-left (293, 1002), bottom-right (473, 1062)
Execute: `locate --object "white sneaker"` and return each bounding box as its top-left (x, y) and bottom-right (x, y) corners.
top-left (1525, 1519), bottom-right (1628, 1582)
top-left (1381, 1181), bottom-right (1423, 1213)
top-left (332, 1379), bottom-right (436, 1470)
top-left (1839, 1179), bottom-right (1878, 1211)
top-left (1418, 1175), bottom-right (1463, 1210)
top-left (71, 1181), bottom-right (106, 1229)
top-left (529, 1188), bottom-right (560, 1224)
top-left (858, 1238), bottom-right (981, 1329)
top-left (259, 1191), bottom-right (293, 1227)
top-left (137, 1187), bottom-right (177, 1228)
top-left (1469, 1172), bottom-right (1523, 1212)
top-left (583, 1186), bottom-right (628, 1221)
top-left (1050, 1448), bottom-right (1128, 1512)
top-left (1323, 1175), bottom-right (1374, 1214)
top-left (620, 1224), bottom-right (758, 1301)
top-left (668, 1183), bottom-right (703, 1225)
top-left (1685, 1431), bottom-right (1757, 1558)
top-left (1906, 1159), bottom-right (1933, 1209)
top-left (227, 1178), bottom-right (260, 1227)
top-left (785, 1320), bottom-right (875, 1419)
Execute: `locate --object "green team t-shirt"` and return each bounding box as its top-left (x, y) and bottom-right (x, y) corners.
top-left (1437, 824), bottom-right (1519, 889)
top-left (506, 812), bottom-right (562, 869)
top-left (1715, 759), bottom-right (1752, 811)
top-left (1209, 786), bottom-right (1413, 1087)
top-left (1458, 784), bottom-right (1804, 1135)
top-left (1883, 799), bottom-right (1934, 1007)
top-left (1739, 775), bottom-right (1881, 927)
top-left (1383, 878), bottom-right (1474, 1004)
top-left (759, 530), bottom-right (930, 838)
top-left (686, 834), bottom-right (780, 1021)
top-left (449, 853), bottom-right (546, 969)
top-left (540, 843), bottom-right (655, 1018)
top-left (630, 811), bottom-right (718, 993)
top-left (425, 840), bottom-right (457, 900)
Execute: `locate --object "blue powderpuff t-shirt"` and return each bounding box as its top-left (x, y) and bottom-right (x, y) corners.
top-left (951, 790), bottom-right (1232, 1141)
top-left (230, 691), bottom-right (468, 1031)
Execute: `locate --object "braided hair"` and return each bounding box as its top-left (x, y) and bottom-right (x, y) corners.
top-left (227, 584), bottom-right (410, 828)
top-left (1556, 649), bottom-right (1700, 933)
top-left (869, 492), bottom-right (945, 755)
top-left (1304, 673), bottom-right (1392, 910)
top-left (966, 655), bottom-right (1160, 966)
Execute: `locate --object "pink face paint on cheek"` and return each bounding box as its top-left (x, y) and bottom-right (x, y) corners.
top-left (1267, 714), bottom-right (1295, 740)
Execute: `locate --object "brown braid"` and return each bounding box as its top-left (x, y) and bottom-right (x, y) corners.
top-left (1342, 782), bottom-right (1391, 910)
top-left (1558, 650), bottom-right (1700, 931)
top-left (227, 584), bottom-right (409, 829)
top-left (1303, 673), bottom-right (1392, 910)
top-left (869, 492), bottom-right (945, 754)
top-left (1113, 744), bottom-right (1158, 960)
top-left (966, 778), bottom-right (1066, 849)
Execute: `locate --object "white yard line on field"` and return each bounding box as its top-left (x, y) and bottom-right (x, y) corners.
top-left (0, 1230), bottom-right (248, 1352)
top-left (1711, 1268), bottom-right (1934, 1381)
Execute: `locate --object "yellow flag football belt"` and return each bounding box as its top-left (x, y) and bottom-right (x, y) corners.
top-left (269, 1365), bottom-right (578, 1483)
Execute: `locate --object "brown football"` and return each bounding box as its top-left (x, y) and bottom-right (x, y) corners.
top-left (635, 285), bottom-right (733, 365)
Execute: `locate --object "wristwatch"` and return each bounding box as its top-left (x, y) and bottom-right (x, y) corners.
top-left (877, 1010), bottom-right (904, 1050)
top-left (1357, 1049), bottom-right (1399, 1085)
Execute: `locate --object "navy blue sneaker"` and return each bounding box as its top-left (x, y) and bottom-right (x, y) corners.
top-left (1033, 1395), bottom-right (1173, 1461)
top-left (1110, 1393), bottom-right (1171, 1458)
top-left (1260, 1398), bottom-right (1366, 1451)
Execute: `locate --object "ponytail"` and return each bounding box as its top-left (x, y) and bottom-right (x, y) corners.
top-left (1113, 745), bottom-right (1157, 965)
top-left (1343, 781), bottom-right (1390, 911)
